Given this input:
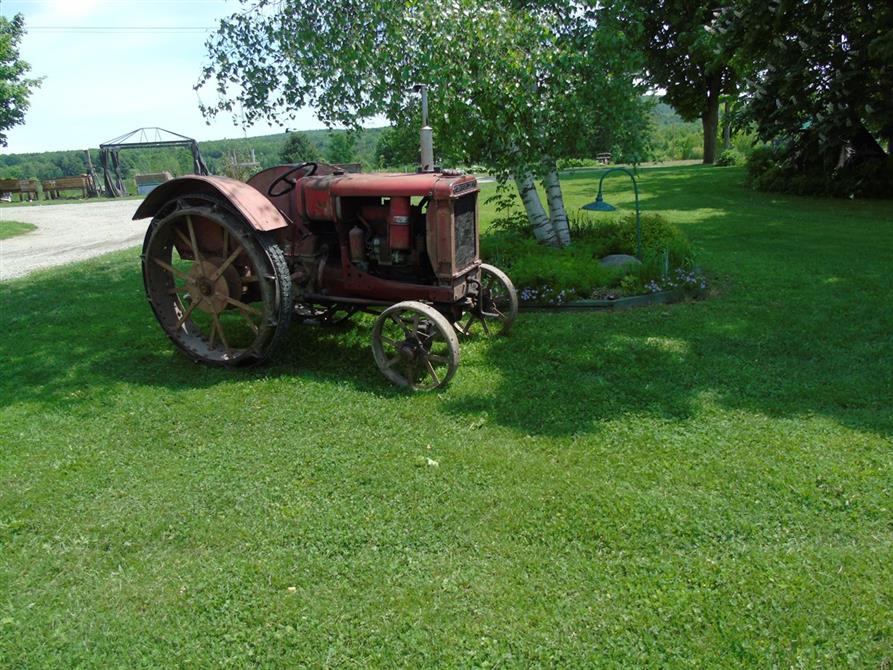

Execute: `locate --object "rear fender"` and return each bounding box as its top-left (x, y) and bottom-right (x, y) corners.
top-left (132, 175), bottom-right (289, 231)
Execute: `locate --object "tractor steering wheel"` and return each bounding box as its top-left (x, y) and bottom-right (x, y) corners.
top-left (267, 162), bottom-right (318, 198)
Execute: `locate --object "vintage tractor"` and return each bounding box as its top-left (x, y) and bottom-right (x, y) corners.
top-left (135, 100), bottom-right (517, 391)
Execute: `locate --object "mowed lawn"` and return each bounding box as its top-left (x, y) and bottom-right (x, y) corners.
top-left (1, 165), bottom-right (891, 667)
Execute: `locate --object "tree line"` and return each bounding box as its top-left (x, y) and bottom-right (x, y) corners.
top-left (0, 102), bottom-right (701, 186)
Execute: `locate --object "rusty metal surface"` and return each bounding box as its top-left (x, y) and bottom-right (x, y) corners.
top-left (306, 172), bottom-right (478, 199)
top-left (132, 175), bottom-right (289, 231)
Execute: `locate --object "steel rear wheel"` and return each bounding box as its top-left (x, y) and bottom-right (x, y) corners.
top-left (141, 195), bottom-right (292, 366)
top-left (456, 263), bottom-right (518, 337)
top-left (372, 301), bottom-right (460, 391)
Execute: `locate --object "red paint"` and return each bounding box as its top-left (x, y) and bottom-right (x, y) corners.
top-left (388, 196), bottom-right (411, 250)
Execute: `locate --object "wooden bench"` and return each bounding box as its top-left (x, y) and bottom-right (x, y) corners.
top-left (42, 175), bottom-right (97, 200)
top-left (0, 178), bottom-right (40, 202)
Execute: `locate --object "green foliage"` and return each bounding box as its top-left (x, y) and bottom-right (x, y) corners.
top-left (650, 122), bottom-right (704, 161)
top-left (374, 125), bottom-right (420, 169)
top-left (326, 132), bottom-right (357, 164)
top-left (715, 149), bottom-right (743, 167)
top-left (716, 0), bottom-right (893, 173)
top-left (480, 211), bottom-right (694, 299)
top-left (279, 131), bottom-right (320, 164)
top-left (198, 0), bottom-right (650, 179)
top-left (0, 13), bottom-right (41, 147)
top-left (747, 144), bottom-right (893, 198)
top-left (612, 0), bottom-right (737, 163)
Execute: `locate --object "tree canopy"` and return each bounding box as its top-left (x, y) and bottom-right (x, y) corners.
top-left (0, 13), bottom-right (41, 147)
top-left (716, 0), bottom-right (893, 161)
top-left (280, 131), bottom-right (321, 164)
top-left (326, 132), bottom-right (357, 164)
top-left (612, 0), bottom-right (737, 164)
top-left (199, 0), bottom-right (650, 244)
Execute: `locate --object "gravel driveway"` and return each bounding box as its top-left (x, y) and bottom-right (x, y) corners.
top-left (0, 199), bottom-right (148, 281)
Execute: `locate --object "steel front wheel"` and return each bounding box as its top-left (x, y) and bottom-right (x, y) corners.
top-left (456, 263), bottom-right (518, 337)
top-left (371, 301), bottom-right (460, 391)
top-left (141, 195), bottom-right (292, 366)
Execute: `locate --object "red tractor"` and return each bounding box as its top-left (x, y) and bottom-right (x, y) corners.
top-left (135, 127), bottom-right (517, 390)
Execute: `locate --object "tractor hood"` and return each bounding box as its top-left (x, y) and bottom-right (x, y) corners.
top-left (305, 172), bottom-right (478, 200)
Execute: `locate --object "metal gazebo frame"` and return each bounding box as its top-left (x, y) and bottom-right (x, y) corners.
top-left (99, 127), bottom-right (209, 197)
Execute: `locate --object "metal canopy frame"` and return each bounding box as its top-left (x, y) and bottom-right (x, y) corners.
top-left (99, 127), bottom-right (209, 197)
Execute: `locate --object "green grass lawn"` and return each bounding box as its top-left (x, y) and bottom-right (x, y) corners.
top-left (0, 221), bottom-right (37, 240)
top-left (1, 165), bottom-right (891, 667)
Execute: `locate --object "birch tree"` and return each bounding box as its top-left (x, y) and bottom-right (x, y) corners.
top-left (198, 0), bottom-right (647, 246)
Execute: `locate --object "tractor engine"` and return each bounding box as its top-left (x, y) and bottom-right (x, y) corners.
top-left (348, 196), bottom-right (426, 280)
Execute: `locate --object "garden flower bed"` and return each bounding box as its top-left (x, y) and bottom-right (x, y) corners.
top-left (480, 211), bottom-right (709, 309)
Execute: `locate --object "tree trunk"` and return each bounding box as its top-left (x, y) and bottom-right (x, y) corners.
top-left (722, 99), bottom-right (732, 152)
top-left (542, 165), bottom-right (571, 247)
top-left (514, 172), bottom-right (559, 246)
top-left (702, 75), bottom-right (722, 164)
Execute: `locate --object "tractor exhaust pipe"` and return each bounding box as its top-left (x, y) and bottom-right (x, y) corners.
top-left (415, 84), bottom-right (435, 172)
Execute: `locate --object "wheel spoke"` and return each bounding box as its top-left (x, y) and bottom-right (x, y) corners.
top-left (385, 355), bottom-right (401, 369)
top-left (174, 226), bottom-right (193, 253)
top-left (392, 315), bottom-right (411, 336)
top-left (175, 297), bottom-right (200, 330)
top-left (219, 294), bottom-right (262, 316)
top-left (210, 311), bottom-right (231, 353)
top-left (153, 256), bottom-right (189, 280)
top-left (168, 283), bottom-right (191, 295)
top-left (238, 310), bottom-right (259, 334)
top-left (186, 216), bottom-right (205, 270)
top-left (424, 359), bottom-right (440, 386)
top-left (211, 245), bottom-right (243, 282)
top-left (428, 354), bottom-right (448, 365)
top-left (381, 335), bottom-right (399, 348)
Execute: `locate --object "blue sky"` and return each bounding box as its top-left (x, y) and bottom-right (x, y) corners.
top-left (1, 0), bottom-right (350, 153)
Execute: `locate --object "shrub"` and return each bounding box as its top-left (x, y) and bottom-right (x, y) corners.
top-left (716, 149), bottom-right (744, 166)
top-left (572, 212), bottom-right (694, 269)
top-left (745, 145), bottom-right (781, 184)
top-left (746, 143), bottom-right (893, 198)
top-left (481, 211), bottom-right (699, 302)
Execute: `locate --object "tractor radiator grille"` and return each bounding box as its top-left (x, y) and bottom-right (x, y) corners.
top-left (453, 194), bottom-right (477, 270)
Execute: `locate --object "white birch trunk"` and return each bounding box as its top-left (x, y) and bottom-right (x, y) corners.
top-left (514, 171), bottom-right (559, 246)
top-left (543, 166), bottom-right (571, 247)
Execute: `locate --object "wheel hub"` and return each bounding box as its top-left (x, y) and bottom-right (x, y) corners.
top-left (186, 258), bottom-right (241, 315)
top-left (398, 337), bottom-right (423, 361)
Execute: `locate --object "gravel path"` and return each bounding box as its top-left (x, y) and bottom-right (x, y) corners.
top-left (0, 200), bottom-right (148, 281)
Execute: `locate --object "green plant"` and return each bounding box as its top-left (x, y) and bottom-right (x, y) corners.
top-left (481, 210), bottom-right (696, 302)
top-left (715, 149), bottom-right (743, 166)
